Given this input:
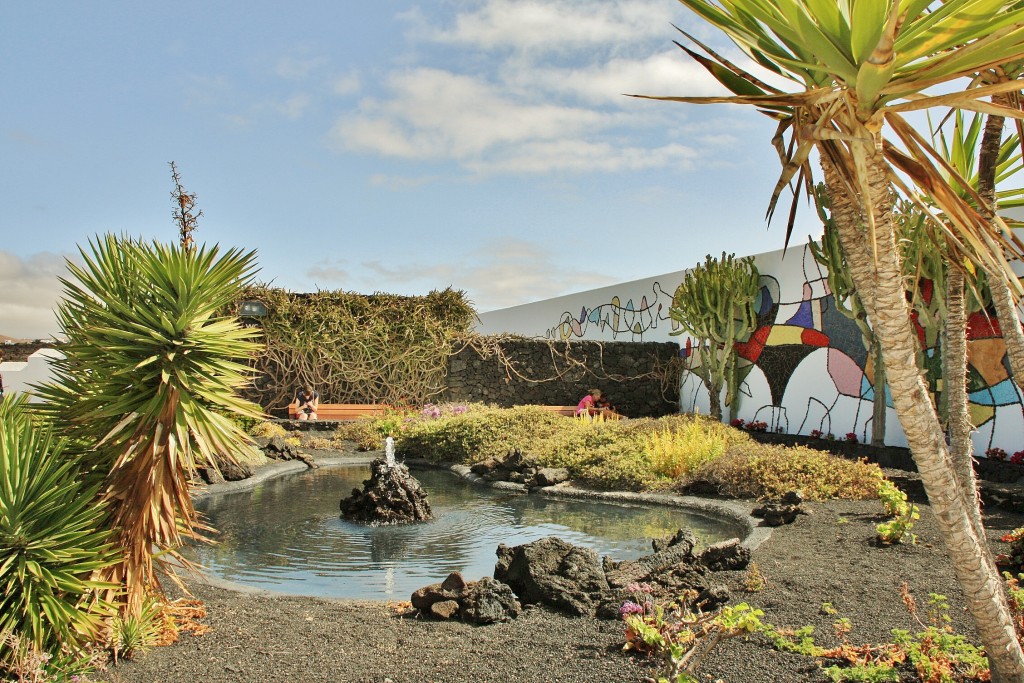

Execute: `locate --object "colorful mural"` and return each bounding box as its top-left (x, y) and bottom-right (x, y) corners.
top-left (545, 281), bottom-right (677, 341)
top-left (476, 243), bottom-right (1024, 454)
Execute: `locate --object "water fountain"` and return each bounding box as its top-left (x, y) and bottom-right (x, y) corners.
top-left (192, 465), bottom-right (749, 601)
top-left (384, 435), bottom-right (396, 468)
top-left (339, 438), bottom-right (434, 524)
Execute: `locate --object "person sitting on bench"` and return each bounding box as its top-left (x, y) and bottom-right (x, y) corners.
top-left (576, 388), bottom-right (604, 417)
top-left (291, 384), bottom-right (320, 420)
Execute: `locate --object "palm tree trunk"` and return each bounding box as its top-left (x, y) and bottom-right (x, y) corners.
top-left (820, 148), bottom-right (1024, 680)
top-left (870, 337), bottom-right (887, 446)
top-left (945, 268), bottom-right (985, 539)
top-left (990, 280), bottom-right (1024, 383)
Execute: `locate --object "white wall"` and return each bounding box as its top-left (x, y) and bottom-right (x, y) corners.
top-left (476, 242), bottom-right (1024, 455)
top-left (0, 348), bottom-right (62, 402)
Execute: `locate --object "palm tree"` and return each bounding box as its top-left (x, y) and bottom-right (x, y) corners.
top-left (927, 112), bottom-right (1023, 538)
top-left (33, 235), bottom-right (263, 616)
top-left (638, 1), bottom-right (1024, 678)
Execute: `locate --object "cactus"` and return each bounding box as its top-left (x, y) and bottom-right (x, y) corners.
top-left (670, 252), bottom-right (760, 422)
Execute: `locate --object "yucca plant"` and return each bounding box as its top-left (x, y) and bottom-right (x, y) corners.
top-left (110, 596), bottom-right (166, 662)
top-left (0, 395), bottom-right (118, 672)
top-left (32, 235), bottom-right (264, 617)
top-left (639, 1), bottom-right (1024, 677)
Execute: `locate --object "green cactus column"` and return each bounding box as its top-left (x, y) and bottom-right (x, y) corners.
top-left (670, 252), bottom-right (760, 422)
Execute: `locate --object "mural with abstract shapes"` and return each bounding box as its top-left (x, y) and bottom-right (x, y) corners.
top-left (476, 242), bottom-right (1024, 455)
top-left (546, 282), bottom-right (677, 341)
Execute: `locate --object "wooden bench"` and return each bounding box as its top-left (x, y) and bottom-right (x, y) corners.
top-left (536, 405), bottom-right (579, 417)
top-left (288, 403), bottom-right (389, 420)
top-left (534, 405), bottom-right (626, 420)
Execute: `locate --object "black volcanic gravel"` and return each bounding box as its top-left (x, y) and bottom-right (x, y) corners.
top-left (105, 462), bottom-right (1024, 683)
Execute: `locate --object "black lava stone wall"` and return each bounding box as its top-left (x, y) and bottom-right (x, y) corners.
top-left (444, 338), bottom-right (681, 418)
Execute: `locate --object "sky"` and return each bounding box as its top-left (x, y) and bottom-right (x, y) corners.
top-left (1, 0), bottom-right (823, 340)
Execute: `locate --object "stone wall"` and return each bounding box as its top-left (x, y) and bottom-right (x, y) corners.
top-left (444, 338), bottom-right (681, 418)
top-left (0, 342), bottom-right (59, 363)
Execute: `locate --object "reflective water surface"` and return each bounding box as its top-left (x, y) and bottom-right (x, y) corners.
top-left (190, 465), bottom-right (744, 600)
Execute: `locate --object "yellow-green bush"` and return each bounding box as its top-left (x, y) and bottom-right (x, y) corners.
top-left (694, 443), bottom-right (883, 500)
top-left (576, 442), bottom-right (658, 491)
top-left (399, 405), bottom-right (567, 463)
top-left (299, 433), bottom-right (348, 450)
top-left (335, 418), bottom-right (387, 451)
top-left (644, 418), bottom-right (741, 480)
top-left (248, 420), bottom-right (287, 439)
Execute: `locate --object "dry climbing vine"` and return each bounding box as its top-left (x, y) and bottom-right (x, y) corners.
top-left (234, 285), bottom-right (475, 410)
top-left (462, 333), bottom-right (684, 404)
top-left (233, 287), bottom-right (682, 413)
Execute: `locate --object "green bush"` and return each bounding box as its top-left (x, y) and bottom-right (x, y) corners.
top-left (694, 442), bottom-right (883, 500)
top-left (399, 405), bottom-right (567, 463)
top-left (0, 396), bottom-right (119, 676)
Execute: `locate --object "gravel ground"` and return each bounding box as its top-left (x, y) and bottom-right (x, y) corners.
top-left (104, 460), bottom-right (1024, 683)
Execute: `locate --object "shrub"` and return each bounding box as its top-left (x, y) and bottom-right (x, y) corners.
top-left (398, 405), bottom-right (568, 463)
top-left (644, 420), bottom-right (731, 480)
top-left (0, 397), bottom-right (119, 676)
top-left (575, 443), bottom-right (659, 491)
top-left (622, 591), bottom-right (764, 682)
top-left (300, 433), bottom-right (347, 450)
top-left (335, 418), bottom-right (387, 451)
top-left (694, 443), bottom-right (883, 500)
top-left (110, 596), bottom-right (166, 662)
top-left (248, 420), bottom-right (287, 439)
top-left (765, 587), bottom-right (991, 683)
top-left (875, 479), bottom-right (919, 545)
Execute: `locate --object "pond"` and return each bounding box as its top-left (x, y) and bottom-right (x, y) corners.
top-left (190, 465), bottom-right (746, 600)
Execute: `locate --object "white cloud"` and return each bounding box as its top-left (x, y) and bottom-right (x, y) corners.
top-left (368, 174), bottom-right (441, 190)
top-left (516, 50), bottom-right (729, 105)
top-left (0, 251), bottom-right (69, 339)
top-left (183, 74), bottom-right (234, 109)
top-left (271, 93), bottom-right (312, 120)
top-left (335, 68), bottom-right (609, 157)
top-left (307, 262), bottom-right (350, 285)
top-left (310, 239), bottom-right (616, 311)
top-left (415, 0), bottom-right (676, 53)
top-left (330, 67), bottom-right (696, 174)
top-left (468, 139), bottom-right (697, 174)
top-left (327, 1), bottom-right (746, 177)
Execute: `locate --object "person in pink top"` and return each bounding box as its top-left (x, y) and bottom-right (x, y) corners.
top-left (576, 388), bottom-right (602, 416)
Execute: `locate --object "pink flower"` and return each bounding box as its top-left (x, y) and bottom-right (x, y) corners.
top-left (620, 601), bottom-right (644, 616)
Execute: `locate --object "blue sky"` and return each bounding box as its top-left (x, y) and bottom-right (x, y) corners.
top-left (1, 0), bottom-right (822, 339)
